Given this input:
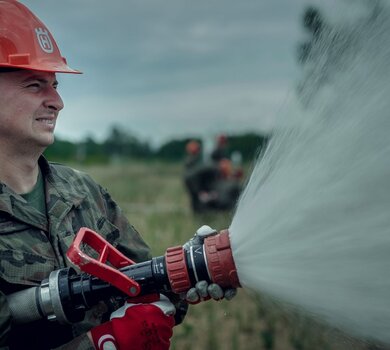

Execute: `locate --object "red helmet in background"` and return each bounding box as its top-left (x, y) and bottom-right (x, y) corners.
top-left (186, 140), bottom-right (201, 155)
top-left (0, 0), bottom-right (80, 73)
top-left (216, 134), bottom-right (228, 146)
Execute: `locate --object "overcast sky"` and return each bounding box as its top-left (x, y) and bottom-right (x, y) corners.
top-left (22, 0), bottom-right (330, 147)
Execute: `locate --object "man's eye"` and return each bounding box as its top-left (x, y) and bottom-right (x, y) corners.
top-left (27, 83), bottom-right (41, 88)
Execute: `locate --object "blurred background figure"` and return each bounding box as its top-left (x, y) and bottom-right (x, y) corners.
top-left (183, 140), bottom-right (218, 213)
top-left (184, 140), bottom-right (202, 169)
top-left (183, 137), bottom-right (243, 213)
top-left (211, 134), bottom-right (229, 162)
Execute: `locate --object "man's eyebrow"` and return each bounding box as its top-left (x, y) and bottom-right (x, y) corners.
top-left (22, 75), bottom-right (59, 86)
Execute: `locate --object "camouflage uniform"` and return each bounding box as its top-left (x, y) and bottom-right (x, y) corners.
top-left (0, 157), bottom-right (151, 350)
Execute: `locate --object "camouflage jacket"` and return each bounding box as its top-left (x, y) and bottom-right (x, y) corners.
top-left (0, 157), bottom-right (151, 350)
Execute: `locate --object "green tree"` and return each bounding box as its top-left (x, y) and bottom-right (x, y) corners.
top-left (226, 133), bottom-right (269, 162)
top-left (103, 125), bottom-right (152, 159)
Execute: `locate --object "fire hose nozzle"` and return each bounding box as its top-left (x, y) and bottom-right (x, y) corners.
top-left (67, 227), bottom-right (241, 297)
top-left (7, 226), bottom-right (241, 325)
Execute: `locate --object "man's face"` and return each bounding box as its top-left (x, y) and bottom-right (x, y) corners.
top-left (0, 69), bottom-right (64, 151)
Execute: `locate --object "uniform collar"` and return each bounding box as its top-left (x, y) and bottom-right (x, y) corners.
top-left (0, 155), bottom-right (86, 231)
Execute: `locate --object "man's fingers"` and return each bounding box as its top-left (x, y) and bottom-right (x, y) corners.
top-left (195, 281), bottom-right (209, 298)
top-left (185, 288), bottom-right (200, 303)
top-left (186, 282), bottom-right (237, 304)
top-left (224, 288), bottom-right (237, 301)
top-left (207, 283), bottom-right (224, 300)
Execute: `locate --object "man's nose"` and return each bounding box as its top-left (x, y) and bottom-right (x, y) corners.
top-left (44, 87), bottom-right (64, 111)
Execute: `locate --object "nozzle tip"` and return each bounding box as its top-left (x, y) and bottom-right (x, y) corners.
top-left (204, 230), bottom-right (241, 289)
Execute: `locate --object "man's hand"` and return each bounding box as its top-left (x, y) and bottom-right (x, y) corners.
top-left (90, 295), bottom-right (175, 350)
top-left (185, 280), bottom-right (237, 304)
top-left (182, 224), bottom-right (216, 250)
top-left (183, 225), bottom-right (238, 304)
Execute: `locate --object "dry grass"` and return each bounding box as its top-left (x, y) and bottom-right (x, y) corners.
top-left (75, 160), bottom-right (385, 350)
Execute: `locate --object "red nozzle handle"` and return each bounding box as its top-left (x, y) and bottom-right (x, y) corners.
top-left (66, 227), bottom-right (141, 297)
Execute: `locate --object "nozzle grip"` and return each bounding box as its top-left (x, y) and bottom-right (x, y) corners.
top-left (66, 227), bottom-right (141, 297)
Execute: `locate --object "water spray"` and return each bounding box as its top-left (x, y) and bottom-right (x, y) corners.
top-left (6, 226), bottom-right (240, 325)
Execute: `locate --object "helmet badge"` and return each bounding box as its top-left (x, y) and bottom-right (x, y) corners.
top-left (35, 28), bottom-right (54, 54)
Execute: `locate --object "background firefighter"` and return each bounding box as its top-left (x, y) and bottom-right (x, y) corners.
top-left (183, 138), bottom-right (243, 213)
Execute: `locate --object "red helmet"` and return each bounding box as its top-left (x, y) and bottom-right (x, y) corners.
top-left (0, 0), bottom-right (80, 73)
top-left (186, 140), bottom-right (200, 155)
top-left (217, 134), bottom-right (228, 146)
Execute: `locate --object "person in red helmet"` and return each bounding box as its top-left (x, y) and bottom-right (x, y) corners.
top-left (185, 140), bottom-right (202, 168)
top-left (0, 1), bottom-right (174, 349)
top-left (211, 134), bottom-right (229, 162)
top-left (184, 140), bottom-right (219, 212)
top-left (0, 1), bottom-right (235, 349)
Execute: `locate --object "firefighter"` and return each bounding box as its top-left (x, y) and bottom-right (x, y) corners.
top-left (0, 1), bottom-right (234, 349)
top-left (183, 140), bottom-right (220, 213)
top-left (184, 140), bottom-right (202, 169)
top-left (205, 135), bottom-right (242, 212)
top-left (210, 134), bottom-right (229, 162)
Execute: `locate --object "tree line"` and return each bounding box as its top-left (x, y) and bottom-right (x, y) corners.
top-left (44, 126), bottom-right (269, 164)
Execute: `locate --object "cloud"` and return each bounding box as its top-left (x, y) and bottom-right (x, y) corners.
top-left (22, 0), bottom-right (308, 146)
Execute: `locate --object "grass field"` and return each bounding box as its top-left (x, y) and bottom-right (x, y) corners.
top-left (76, 160), bottom-right (380, 350)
